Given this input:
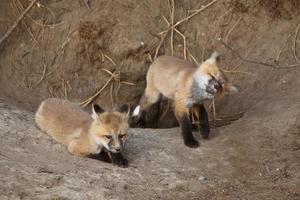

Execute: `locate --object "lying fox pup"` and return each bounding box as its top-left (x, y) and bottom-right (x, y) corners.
top-left (133, 52), bottom-right (237, 148)
top-left (35, 98), bottom-right (130, 167)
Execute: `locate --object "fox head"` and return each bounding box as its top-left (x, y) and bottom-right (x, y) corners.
top-left (197, 51), bottom-right (238, 96)
top-left (90, 104), bottom-right (130, 153)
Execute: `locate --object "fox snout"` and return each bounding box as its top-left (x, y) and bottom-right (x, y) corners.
top-left (206, 78), bottom-right (222, 94)
top-left (112, 146), bottom-right (121, 152)
top-left (109, 144), bottom-right (121, 153)
top-left (107, 137), bottom-right (123, 153)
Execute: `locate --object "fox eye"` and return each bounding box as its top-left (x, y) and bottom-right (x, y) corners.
top-left (105, 135), bottom-right (112, 139)
top-left (119, 135), bottom-right (125, 139)
top-left (210, 74), bottom-right (216, 80)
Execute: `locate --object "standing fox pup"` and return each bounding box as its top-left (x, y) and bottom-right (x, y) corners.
top-left (133, 52), bottom-right (237, 148)
top-left (35, 98), bottom-right (130, 167)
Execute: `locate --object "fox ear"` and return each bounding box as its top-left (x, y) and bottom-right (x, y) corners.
top-left (228, 84), bottom-right (239, 93)
top-left (207, 51), bottom-right (221, 64)
top-left (224, 83), bottom-right (238, 94)
top-left (92, 104), bottom-right (104, 120)
top-left (119, 104), bottom-right (130, 120)
top-left (119, 104), bottom-right (129, 113)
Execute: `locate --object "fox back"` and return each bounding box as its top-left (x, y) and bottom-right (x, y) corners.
top-left (35, 98), bottom-right (92, 145)
top-left (145, 53), bottom-right (236, 101)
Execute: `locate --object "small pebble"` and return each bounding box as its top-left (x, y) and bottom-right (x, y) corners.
top-left (198, 176), bottom-right (207, 181)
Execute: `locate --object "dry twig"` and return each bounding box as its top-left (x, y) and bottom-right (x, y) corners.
top-left (160, 0), bottom-right (217, 35)
top-left (104, 54), bottom-right (117, 66)
top-left (16, 0), bottom-right (63, 28)
top-left (12, 0), bottom-right (39, 45)
top-left (35, 63), bottom-right (47, 86)
top-left (154, 0), bottom-right (217, 58)
top-left (219, 38), bottom-right (300, 69)
top-left (174, 28), bottom-right (187, 59)
top-left (187, 48), bottom-right (199, 65)
top-left (275, 33), bottom-right (293, 64)
top-left (168, 0), bottom-right (175, 56)
top-left (293, 21), bottom-right (300, 65)
top-left (0, 0), bottom-right (38, 47)
top-left (222, 69), bottom-right (256, 76)
top-left (225, 16), bottom-right (242, 43)
top-left (80, 76), bottom-right (114, 107)
top-left (81, 66), bottom-right (135, 107)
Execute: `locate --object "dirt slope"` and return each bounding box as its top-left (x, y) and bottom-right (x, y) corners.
top-left (0, 0), bottom-right (300, 199)
top-left (0, 92), bottom-right (299, 199)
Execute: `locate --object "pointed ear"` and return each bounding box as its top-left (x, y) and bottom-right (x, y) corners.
top-left (119, 104), bottom-right (130, 120)
top-left (228, 84), bottom-right (239, 93)
top-left (132, 105), bottom-right (140, 117)
top-left (222, 83), bottom-right (238, 95)
top-left (119, 104), bottom-right (129, 113)
top-left (92, 104), bottom-right (104, 120)
top-left (207, 51), bottom-right (221, 64)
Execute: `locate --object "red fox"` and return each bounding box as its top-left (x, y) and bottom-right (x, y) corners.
top-left (132, 52), bottom-right (237, 148)
top-left (35, 98), bottom-right (130, 167)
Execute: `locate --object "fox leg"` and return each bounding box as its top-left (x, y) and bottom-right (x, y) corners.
top-left (174, 101), bottom-right (199, 148)
top-left (198, 104), bottom-right (210, 139)
top-left (133, 85), bottom-right (160, 127)
top-left (190, 106), bottom-right (200, 131)
top-left (67, 139), bottom-right (89, 157)
top-left (108, 152), bottom-right (128, 168)
top-left (87, 150), bottom-right (112, 163)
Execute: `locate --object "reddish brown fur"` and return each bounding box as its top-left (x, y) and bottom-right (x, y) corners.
top-left (135, 53), bottom-right (237, 147)
top-left (35, 98), bottom-right (129, 157)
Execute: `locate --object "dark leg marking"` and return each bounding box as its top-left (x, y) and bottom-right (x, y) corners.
top-left (109, 152), bottom-right (128, 168)
top-left (198, 104), bottom-right (210, 139)
top-left (177, 113), bottom-right (199, 148)
top-left (87, 150), bottom-right (112, 163)
top-left (134, 110), bottom-right (147, 128)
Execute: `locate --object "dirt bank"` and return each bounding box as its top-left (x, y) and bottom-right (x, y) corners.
top-left (0, 92), bottom-right (299, 199)
top-left (0, 0), bottom-right (300, 199)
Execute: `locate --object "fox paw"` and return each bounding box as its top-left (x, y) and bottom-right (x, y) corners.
top-left (184, 139), bottom-right (199, 148)
top-left (114, 158), bottom-right (129, 168)
top-left (200, 126), bottom-right (210, 139)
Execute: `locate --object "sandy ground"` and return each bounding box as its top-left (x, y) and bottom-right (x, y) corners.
top-left (0, 94), bottom-right (299, 200)
top-left (0, 1), bottom-right (300, 199)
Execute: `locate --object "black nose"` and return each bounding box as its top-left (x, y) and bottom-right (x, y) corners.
top-left (115, 148), bottom-right (121, 152)
top-left (214, 83), bottom-right (221, 90)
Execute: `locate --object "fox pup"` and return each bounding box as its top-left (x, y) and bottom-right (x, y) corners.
top-left (35, 98), bottom-right (130, 167)
top-left (133, 52), bottom-right (237, 148)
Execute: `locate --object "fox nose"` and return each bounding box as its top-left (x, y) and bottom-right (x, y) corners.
top-left (114, 147), bottom-right (121, 152)
top-left (214, 83), bottom-right (221, 91)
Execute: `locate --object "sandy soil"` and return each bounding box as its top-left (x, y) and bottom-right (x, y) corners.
top-left (0, 92), bottom-right (299, 199)
top-left (0, 0), bottom-right (300, 199)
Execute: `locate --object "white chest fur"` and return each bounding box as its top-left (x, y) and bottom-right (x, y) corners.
top-left (185, 74), bottom-right (214, 107)
top-left (90, 132), bottom-right (105, 153)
